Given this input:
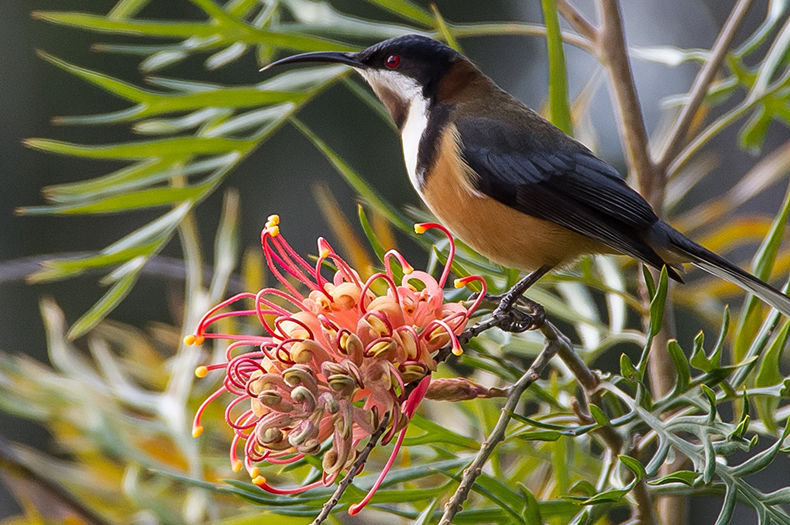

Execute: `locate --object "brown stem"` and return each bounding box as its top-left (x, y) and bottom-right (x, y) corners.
top-left (309, 413), bottom-right (391, 525)
top-left (556, 0), bottom-right (598, 42)
top-left (596, 0), bottom-right (662, 207)
top-left (437, 321), bottom-right (566, 525)
top-left (654, 0), bottom-right (754, 172)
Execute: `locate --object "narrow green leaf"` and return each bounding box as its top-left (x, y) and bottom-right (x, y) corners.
top-left (43, 159), bottom-right (171, 202)
top-left (109, 0), bottom-right (153, 19)
top-left (667, 340), bottom-right (690, 393)
top-left (518, 484), bottom-right (544, 525)
top-left (642, 264), bottom-right (656, 298)
top-left (29, 242), bottom-right (159, 283)
top-left (734, 179), bottom-right (790, 363)
top-left (517, 430), bottom-right (563, 441)
top-left (761, 487), bottom-right (790, 505)
top-left (731, 414), bottom-right (751, 441)
top-left (569, 480), bottom-right (596, 497)
top-left (24, 137), bottom-right (254, 160)
top-left (647, 470), bottom-right (699, 486)
top-left (33, 11), bottom-right (356, 52)
top-left (359, 0), bottom-right (434, 27)
top-left (22, 185), bottom-right (205, 215)
top-left (700, 384), bottom-right (717, 412)
top-left (620, 353), bottom-right (641, 382)
top-left (564, 488), bottom-right (630, 505)
top-left (713, 483), bottom-right (737, 525)
top-left (755, 319), bottom-right (790, 432)
top-left (430, 5), bottom-right (461, 51)
top-left (540, 0), bottom-right (572, 134)
top-left (67, 257), bottom-right (146, 339)
top-left (358, 205), bottom-right (387, 263)
top-left (702, 433), bottom-right (716, 484)
top-left (618, 455), bottom-right (646, 482)
top-left (41, 52), bottom-right (309, 121)
top-left (39, 51), bottom-right (149, 102)
top-left (475, 473), bottom-right (528, 514)
top-left (506, 412), bottom-right (596, 436)
top-left (407, 414), bottom-right (480, 449)
top-left (33, 11), bottom-right (227, 38)
top-left (413, 499), bottom-right (439, 525)
top-left (690, 332), bottom-right (715, 372)
top-left (588, 403), bottom-right (609, 426)
top-left (551, 436), bottom-right (570, 496)
top-left (649, 266), bottom-right (669, 337)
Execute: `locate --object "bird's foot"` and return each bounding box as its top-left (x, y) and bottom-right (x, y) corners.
top-left (467, 267), bottom-right (550, 333)
top-left (467, 292), bottom-right (545, 333)
top-left (491, 296), bottom-right (545, 333)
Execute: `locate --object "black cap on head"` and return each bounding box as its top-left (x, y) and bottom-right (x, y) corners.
top-left (264, 35), bottom-right (461, 92)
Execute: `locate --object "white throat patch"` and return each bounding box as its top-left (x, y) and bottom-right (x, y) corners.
top-left (358, 69), bottom-right (430, 192)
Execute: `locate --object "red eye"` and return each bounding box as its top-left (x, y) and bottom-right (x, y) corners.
top-left (385, 54), bottom-right (400, 68)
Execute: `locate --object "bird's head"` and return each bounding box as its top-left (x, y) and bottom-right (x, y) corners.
top-left (264, 35), bottom-right (470, 128)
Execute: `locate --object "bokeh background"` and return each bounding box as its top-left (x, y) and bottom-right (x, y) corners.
top-left (1, 0), bottom-right (785, 520)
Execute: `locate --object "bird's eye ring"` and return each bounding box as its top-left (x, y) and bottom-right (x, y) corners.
top-left (385, 54), bottom-right (401, 69)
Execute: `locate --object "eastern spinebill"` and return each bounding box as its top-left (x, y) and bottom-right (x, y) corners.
top-left (264, 34), bottom-right (790, 318)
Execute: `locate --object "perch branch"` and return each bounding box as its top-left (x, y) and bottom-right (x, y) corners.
top-left (437, 321), bottom-right (567, 525)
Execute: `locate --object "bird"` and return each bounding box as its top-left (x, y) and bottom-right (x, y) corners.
top-left (263, 34), bottom-right (790, 323)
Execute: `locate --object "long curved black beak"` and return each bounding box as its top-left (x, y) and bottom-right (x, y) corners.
top-left (260, 51), bottom-right (364, 72)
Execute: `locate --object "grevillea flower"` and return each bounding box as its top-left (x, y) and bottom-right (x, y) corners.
top-left (185, 214), bottom-right (485, 513)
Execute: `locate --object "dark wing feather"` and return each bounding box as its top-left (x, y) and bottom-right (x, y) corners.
top-left (456, 115), bottom-right (678, 277)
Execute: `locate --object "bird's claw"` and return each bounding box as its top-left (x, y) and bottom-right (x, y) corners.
top-left (489, 298), bottom-right (545, 333)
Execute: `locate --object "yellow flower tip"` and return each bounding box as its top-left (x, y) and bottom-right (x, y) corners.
top-left (319, 247), bottom-right (331, 258)
top-left (266, 225), bottom-right (280, 238)
top-left (183, 335), bottom-right (197, 346)
top-left (252, 475), bottom-right (267, 487)
top-left (403, 263), bottom-right (414, 274)
top-left (195, 335), bottom-right (205, 345)
top-left (267, 214), bottom-right (280, 226)
top-left (232, 460), bottom-right (242, 473)
top-left (250, 466), bottom-right (260, 478)
top-left (454, 278), bottom-right (465, 289)
top-left (195, 366), bottom-right (208, 378)
top-left (451, 346), bottom-right (464, 356)
top-left (192, 425), bottom-right (204, 438)
top-left (414, 223), bottom-right (428, 235)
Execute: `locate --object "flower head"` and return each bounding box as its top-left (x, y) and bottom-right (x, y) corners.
top-left (187, 216), bottom-right (485, 510)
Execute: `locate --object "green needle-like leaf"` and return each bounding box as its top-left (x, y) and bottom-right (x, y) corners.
top-left (540, 0), bottom-right (572, 135)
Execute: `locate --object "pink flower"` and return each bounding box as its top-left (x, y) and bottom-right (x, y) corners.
top-left (186, 215), bottom-right (485, 512)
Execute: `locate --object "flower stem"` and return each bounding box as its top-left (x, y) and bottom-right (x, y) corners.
top-left (309, 413), bottom-right (391, 525)
top-left (437, 321), bottom-right (566, 524)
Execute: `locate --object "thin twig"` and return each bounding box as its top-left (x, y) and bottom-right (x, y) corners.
top-left (310, 413), bottom-right (391, 525)
top-left (654, 0), bottom-right (754, 173)
top-left (437, 321), bottom-right (566, 525)
top-left (555, 0), bottom-right (598, 42)
top-left (596, 0), bottom-right (661, 207)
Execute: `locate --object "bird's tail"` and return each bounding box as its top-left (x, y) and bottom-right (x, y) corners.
top-left (663, 226), bottom-right (790, 316)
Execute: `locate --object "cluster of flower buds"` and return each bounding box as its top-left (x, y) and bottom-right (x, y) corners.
top-left (186, 215), bottom-right (485, 512)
